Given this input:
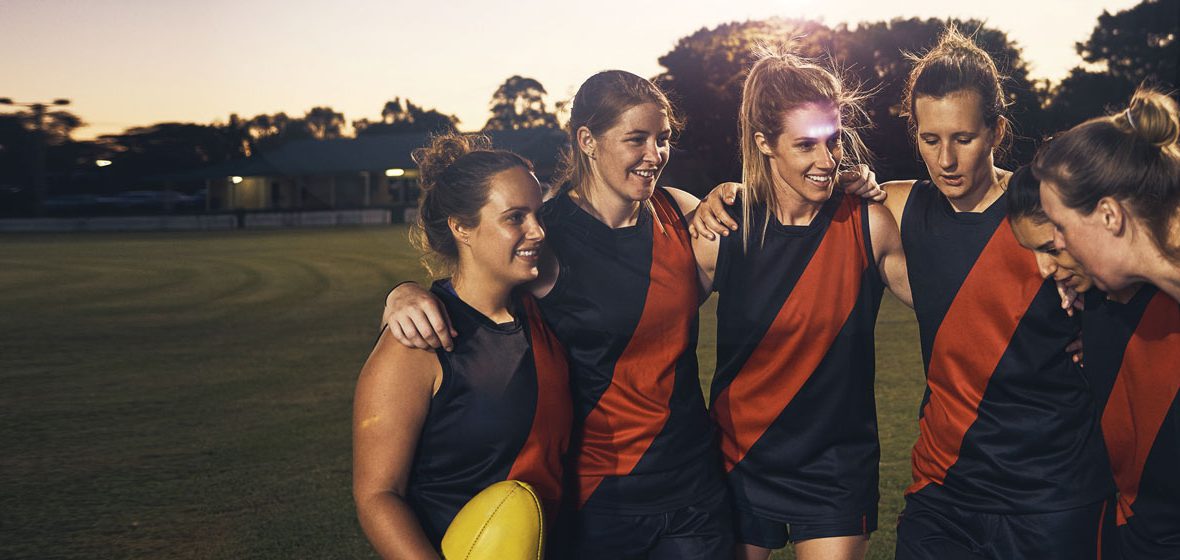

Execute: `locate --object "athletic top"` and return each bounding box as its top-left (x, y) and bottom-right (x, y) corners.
top-left (710, 193), bottom-right (884, 521)
top-left (900, 180), bottom-right (1112, 512)
top-left (538, 187), bottom-right (723, 513)
top-left (406, 280), bottom-right (572, 545)
top-left (1083, 286), bottom-right (1180, 546)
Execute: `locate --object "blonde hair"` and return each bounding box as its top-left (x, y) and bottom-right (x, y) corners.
top-left (738, 45), bottom-right (870, 249)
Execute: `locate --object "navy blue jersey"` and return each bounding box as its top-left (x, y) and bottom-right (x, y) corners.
top-left (710, 193), bottom-right (884, 522)
top-left (538, 188), bottom-right (723, 513)
top-left (406, 281), bottom-right (571, 544)
top-left (1084, 286), bottom-right (1180, 554)
top-left (900, 180), bottom-right (1111, 512)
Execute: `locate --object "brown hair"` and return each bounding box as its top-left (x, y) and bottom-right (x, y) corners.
top-left (556, 70), bottom-right (682, 194)
top-left (738, 45), bottom-right (870, 248)
top-left (1032, 88), bottom-right (1180, 262)
top-left (902, 26), bottom-right (1011, 154)
top-left (410, 133), bottom-right (533, 275)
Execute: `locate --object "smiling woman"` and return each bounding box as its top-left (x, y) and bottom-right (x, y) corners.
top-left (353, 133), bottom-right (571, 559)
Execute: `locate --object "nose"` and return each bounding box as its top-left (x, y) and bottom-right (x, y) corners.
top-left (938, 143), bottom-right (956, 171)
top-left (525, 214), bottom-right (545, 242)
top-left (1053, 228), bottom-right (1067, 252)
top-left (1034, 253), bottom-right (1057, 280)
top-left (816, 144), bottom-right (837, 171)
top-left (642, 139), bottom-right (661, 163)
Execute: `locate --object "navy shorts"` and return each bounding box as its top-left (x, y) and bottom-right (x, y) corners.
top-left (735, 508), bottom-right (876, 549)
top-left (895, 493), bottom-right (1106, 560)
top-left (1099, 495), bottom-right (1180, 560)
top-left (556, 487), bottom-right (734, 560)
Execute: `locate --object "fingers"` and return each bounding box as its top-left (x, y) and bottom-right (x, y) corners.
top-left (1066, 337), bottom-right (1084, 366)
top-left (1056, 283), bottom-right (1079, 317)
top-left (393, 318), bottom-right (433, 351)
top-left (721, 182), bottom-right (742, 205)
top-left (424, 305), bottom-right (456, 352)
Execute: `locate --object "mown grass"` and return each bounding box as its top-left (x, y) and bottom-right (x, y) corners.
top-left (0, 226), bottom-right (924, 559)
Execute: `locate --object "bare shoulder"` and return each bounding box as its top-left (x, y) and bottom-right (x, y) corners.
top-left (662, 186), bottom-right (702, 217)
top-left (359, 328), bottom-right (442, 392)
top-left (881, 180), bottom-right (917, 226)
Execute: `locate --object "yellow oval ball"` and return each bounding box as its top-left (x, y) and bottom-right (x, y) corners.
top-left (440, 480), bottom-right (544, 560)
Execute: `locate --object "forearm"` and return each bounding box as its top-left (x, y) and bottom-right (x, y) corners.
top-left (356, 492), bottom-right (440, 560)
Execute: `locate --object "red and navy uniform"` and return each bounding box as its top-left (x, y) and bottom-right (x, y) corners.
top-left (710, 193), bottom-right (883, 545)
top-left (538, 188), bottom-right (730, 558)
top-left (1084, 286), bottom-right (1180, 560)
top-left (895, 180), bottom-right (1112, 559)
top-left (405, 280), bottom-right (571, 546)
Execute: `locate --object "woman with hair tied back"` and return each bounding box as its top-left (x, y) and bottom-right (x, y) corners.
top-left (1034, 88), bottom-right (1180, 304)
top-left (352, 134), bottom-right (571, 559)
top-left (689, 48), bottom-right (909, 560)
top-left (1032, 89), bottom-right (1180, 560)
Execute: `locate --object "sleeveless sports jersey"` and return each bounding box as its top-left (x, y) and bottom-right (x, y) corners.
top-left (538, 187), bottom-right (723, 513)
top-left (710, 193), bottom-right (884, 521)
top-left (1084, 286), bottom-right (1180, 554)
top-left (900, 180), bottom-right (1111, 512)
top-left (406, 281), bottom-right (572, 544)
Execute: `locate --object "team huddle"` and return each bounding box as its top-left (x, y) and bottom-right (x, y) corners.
top-left (351, 27), bottom-right (1180, 560)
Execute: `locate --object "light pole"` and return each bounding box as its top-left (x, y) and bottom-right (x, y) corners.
top-left (0, 97), bottom-right (71, 216)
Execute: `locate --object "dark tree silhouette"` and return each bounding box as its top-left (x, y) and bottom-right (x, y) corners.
top-left (303, 106), bottom-right (345, 140)
top-left (1044, 0), bottom-right (1178, 132)
top-left (483, 76), bottom-right (559, 131)
top-left (1079, 0), bottom-right (1178, 89)
top-left (354, 97), bottom-right (457, 135)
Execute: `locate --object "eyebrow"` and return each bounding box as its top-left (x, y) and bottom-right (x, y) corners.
top-left (793, 131), bottom-right (841, 142)
top-left (500, 205), bottom-right (531, 214)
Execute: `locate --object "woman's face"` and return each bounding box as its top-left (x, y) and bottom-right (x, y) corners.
top-left (461, 166), bottom-right (546, 286)
top-left (1010, 215), bottom-right (1094, 293)
top-left (1039, 179), bottom-right (1133, 292)
top-left (757, 102), bottom-right (843, 206)
top-left (913, 90), bottom-right (999, 207)
top-left (584, 102), bottom-right (671, 204)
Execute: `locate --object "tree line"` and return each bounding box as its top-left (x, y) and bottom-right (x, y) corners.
top-left (0, 0), bottom-right (1174, 213)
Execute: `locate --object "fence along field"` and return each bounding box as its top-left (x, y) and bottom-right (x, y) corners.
top-left (0, 226), bottom-right (924, 559)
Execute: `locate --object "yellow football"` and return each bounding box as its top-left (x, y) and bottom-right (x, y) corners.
top-left (440, 480), bottom-right (545, 560)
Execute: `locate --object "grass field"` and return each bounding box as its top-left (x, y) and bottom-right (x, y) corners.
top-left (0, 225), bottom-right (925, 559)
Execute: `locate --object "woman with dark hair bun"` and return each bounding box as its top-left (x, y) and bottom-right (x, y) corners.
top-left (353, 134), bottom-right (571, 558)
top-left (1033, 89), bottom-right (1180, 560)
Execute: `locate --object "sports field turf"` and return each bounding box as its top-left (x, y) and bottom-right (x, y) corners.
top-left (0, 225), bottom-right (925, 559)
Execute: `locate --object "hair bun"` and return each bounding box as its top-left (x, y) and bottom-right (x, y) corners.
top-left (1126, 89), bottom-right (1180, 148)
top-left (412, 134), bottom-right (494, 191)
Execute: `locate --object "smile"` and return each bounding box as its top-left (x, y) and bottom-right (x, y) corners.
top-left (632, 168), bottom-right (657, 179)
top-left (805, 173), bottom-right (832, 185)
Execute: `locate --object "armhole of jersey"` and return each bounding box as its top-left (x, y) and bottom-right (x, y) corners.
top-left (899, 181), bottom-right (924, 234)
top-left (860, 199), bottom-right (883, 287)
top-left (654, 187), bottom-right (690, 229)
top-left (539, 259), bottom-right (571, 305)
top-left (431, 348), bottom-right (453, 402)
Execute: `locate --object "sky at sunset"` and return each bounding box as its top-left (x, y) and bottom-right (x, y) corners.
top-left (0, 0), bottom-right (1143, 140)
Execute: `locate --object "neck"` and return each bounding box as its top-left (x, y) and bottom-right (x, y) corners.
top-left (946, 167), bottom-right (1010, 213)
top-left (451, 268), bottom-right (514, 324)
top-left (770, 177), bottom-right (825, 226)
top-left (1141, 247), bottom-right (1180, 304)
top-left (572, 181), bottom-right (642, 229)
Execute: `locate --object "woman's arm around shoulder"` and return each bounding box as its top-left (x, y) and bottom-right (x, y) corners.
top-left (353, 328), bottom-right (444, 559)
top-left (664, 187), bottom-right (721, 297)
top-left (867, 202), bottom-right (913, 308)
